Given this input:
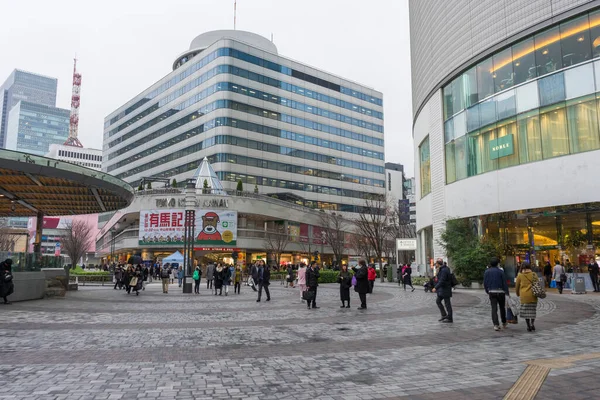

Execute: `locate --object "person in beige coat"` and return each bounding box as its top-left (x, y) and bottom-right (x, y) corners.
top-left (515, 262), bottom-right (538, 332)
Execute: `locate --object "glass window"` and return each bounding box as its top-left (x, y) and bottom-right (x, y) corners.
top-left (567, 96), bottom-right (600, 153)
top-left (479, 98), bottom-right (496, 127)
top-left (444, 118), bottom-right (455, 143)
top-left (517, 110), bottom-right (543, 164)
top-left (535, 26), bottom-right (562, 76)
top-left (493, 47), bottom-right (514, 92)
top-left (560, 15), bottom-right (592, 67)
top-left (467, 132), bottom-right (481, 177)
top-left (594, 60), bottom-right (600, 90)
top-left (419, 136), bottom-right (431, 198)
top-left (445, 141), bottom-right (456, 184)
top-left (496, 120), bottom-right (519, 169)
top-left (496, 89), bottom-right (516, 120)
top-left (512, 38), bottom-right (537, 85)
top-left (452, 77), bottom-right (465, 115)
top-left (477, 58), bottom-right (495, 100)
top-left (454, 111), bottom-right (467, 138)
top-left (564, 63), bottom-right (595, 100)
top-left (590, 10), bottom-right (600, 58)
top-left (454, 135), bottom-right (467, 180)
top-left (539, 72), bottom-right (565, 106)
top-left (464, 67), bottom-right (478, 107)
top-left (516, 81), bottom-right (540, 113)
top-left (540, 104), bottom-right (569, 159)
top-left (468, 126), bottom-right (497, 175)
top-left (467, 104), bottom-right (480, 132)
top-left (443, 84), bottom-right (453, 120)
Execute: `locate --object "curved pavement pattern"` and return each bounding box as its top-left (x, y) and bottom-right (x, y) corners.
top-left (0, 281), bottom-right (599, 399)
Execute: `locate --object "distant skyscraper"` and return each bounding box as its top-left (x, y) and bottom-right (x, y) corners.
top-left (5, 101), bottom-right (69, 156)
top-left (0, 70), bottom-right (58, 148)
top-left (46, 143), bottom-right (103, 171)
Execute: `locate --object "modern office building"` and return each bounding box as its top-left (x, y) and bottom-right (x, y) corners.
top-left (0, 70), bottom-right (58, 148)
top-left (5, 101), bottom-right (70, 156)
top-left (410, 1), bottom-right (600, 275)
top-left (385, 162), bottom-right (405, 203)
top-left (46, 144), bottom-right (103, 171)
top-left (103, 30), bottom-right (385, 215)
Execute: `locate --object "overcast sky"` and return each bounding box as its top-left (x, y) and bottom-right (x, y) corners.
top-left (1, 0), bottom-right (414, 175)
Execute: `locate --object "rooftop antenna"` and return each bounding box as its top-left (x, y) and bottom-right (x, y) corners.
top-left (234, 0), bottom-right (237, 30)
top-left (64, 56), bottom-right (83, 147)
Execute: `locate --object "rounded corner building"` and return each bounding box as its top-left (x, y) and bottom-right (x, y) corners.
top-left (410, 1), bottom-right (600, 276)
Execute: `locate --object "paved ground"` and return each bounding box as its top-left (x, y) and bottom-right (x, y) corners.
top-left (1, 280), bottom-right (600, 399)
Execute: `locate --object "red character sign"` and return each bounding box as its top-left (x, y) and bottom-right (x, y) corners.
top-left (197, 212), bottom-right (222, 241)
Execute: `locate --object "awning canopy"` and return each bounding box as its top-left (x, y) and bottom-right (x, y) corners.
top-left (0, 149), bottom-right (134, 217)
top-left (162, 251), bottom-right (184, 263)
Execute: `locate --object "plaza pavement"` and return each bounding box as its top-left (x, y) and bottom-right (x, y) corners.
top-left (1, 279), bottom-right (600, 399)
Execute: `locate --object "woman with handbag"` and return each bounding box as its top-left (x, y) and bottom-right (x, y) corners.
top-left (337, 264), bottom-right (352, 308)
top-left (515, 262), bottom-right (539, 332)
top-left (0, 259), bottom-right (14, 304)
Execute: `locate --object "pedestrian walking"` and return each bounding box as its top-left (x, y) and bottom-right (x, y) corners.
top-left (483, 257), bottom-right (509, 331)
top-left (177, 266), bottom-right (183, 287)
top-left (515, 262), bottom-right (538, 332)
top-left (234, 265), bottom-right (242, 294)
top-left (402, 264), bottom-right (415, 292)
top-left (588, 257), bottom-right (599, 292)
top-left (256, 261), bottom-right (271, 302)
top-left (305, 261), bottom-right (320, 309)
top-left (552, 260), bottom-right (566, 294)
top-left (0, 259), bottom-right (14, 305)
top-left (222, 264), bottom-right (232, 296)
top-left (142, 266), bottom-right (149, 291)
top-left (193, 266), bottom-right (201, 294)
top-left (113, 265), bottom-right (123, 290)
top-left (206, 263), bottom-right (215, 290)
top-left (544, 261), bottom-right (552, 288)
top-left (433, 258), bottom-right (453, 323)
top-left (337, 264), bottom-right (352, 308)
top-left (353, 260), bottom-right (369, 309)
top-left (214, 264), bottom-right (224, 295)
top-left (367, 264), bottom-right (376, 293)
top-left (286, 264), bottom-right (295, 288)
top-left (297, 263), bottom-right (307, 302)
top-left (161, 265), bottom-right (170, 293)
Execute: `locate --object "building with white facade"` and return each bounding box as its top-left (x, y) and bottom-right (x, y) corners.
top-left (103, 30), bottom-right (385, 215)
top-left (46, 144), bottom-right (102, 171)
top-left (410, 0), bottom-right (600, 278)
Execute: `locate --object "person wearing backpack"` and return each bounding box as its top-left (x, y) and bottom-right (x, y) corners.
top-left (483, 257), bottom-right (509, 331)
top-left (193, 266), bottom-right (202, 294)
top-left (160, 265), bottom-right (170, 294)
top-left (432, 258), bottom-right (453, 323)
top-left (515, 262), bottom-right (538, 332)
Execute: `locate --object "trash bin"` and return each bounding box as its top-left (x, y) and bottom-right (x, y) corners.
top-left (572, 276), bottom-right (586, 294)
top-left (183, 281), bottom-right (193, 293)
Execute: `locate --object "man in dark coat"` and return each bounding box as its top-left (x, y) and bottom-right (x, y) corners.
top-left (256, 261), bottom-right (271, 302)
top-left (588, 258), bottom-right (599, 292)
top-left (353, 260), bottom-right (369, 309)
top-left (206, 263), bottom-right (215, 290)
top-left (113, 266), bottom-right (123, 290)
top-left (543, 262), bottom-right (552, 288)
top-left (433, 258), bottom-right (453, 323)
top-left (305, 261), bottom-right (320, 309)
top-left (0, 259), bottom-right (14, 304)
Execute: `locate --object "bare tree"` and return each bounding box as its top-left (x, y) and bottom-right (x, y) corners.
top-left (389, 202), bottom-right (417, 265)
top-left (354, 195), bottom-right (390, 282)
top-left (318, 211), bottom-right (349, 268)
top-left (348, 231), bottom-right (373, 262)
top-left (263, 223), bottom-right (290, 268)
top-left (0, 218), bottom-right (19, 252)
top-left (61, 220), bottom-right (95, 268)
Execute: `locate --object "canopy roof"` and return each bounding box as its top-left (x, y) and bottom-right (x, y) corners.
top-left (0, 149), bottom-right (134, 217)
top-left (193, 157), bottom-right (225, 192)
top-left (163, 251), bottom-right (184, 263)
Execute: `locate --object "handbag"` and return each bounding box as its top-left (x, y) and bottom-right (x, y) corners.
top-left (129, 277), bottom-right (138, 287)
top-left (351, 275), bottom-right (357, 286)
top-left (302, 290), bottom-right (315, 301)
top-left (286, 275), bottom-right (291, 280)
top-left (3, 273), bottom-right (13, 283)
top-left (508, 296), bottom-right (520, 316)
top-left (528, 275), bottom-right (546, 299)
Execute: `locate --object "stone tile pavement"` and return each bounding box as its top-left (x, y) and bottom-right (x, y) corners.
top-left (0, 280), bottom-right (599, 399)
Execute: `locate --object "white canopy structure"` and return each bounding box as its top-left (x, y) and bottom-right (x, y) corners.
top-left (162, 251), bottom-right (184, 264)
top-left (193, 157), bottom-right (225, 193)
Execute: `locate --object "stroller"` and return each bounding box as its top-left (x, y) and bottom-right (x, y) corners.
top-left (424, 277), bottom-right (436, 292)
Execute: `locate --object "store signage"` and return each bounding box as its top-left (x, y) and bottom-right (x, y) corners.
top-left (396, 238), bottom-right (417, 250)
top-left (195, 247), bottom-right (240, 251)
top-left (155, 198), bottom-right (229, 208)
top-left (54, 242), bottom-right (61, 257)
top-left (489, 134), bottom-right (514, 160)
top-left (139, 209), bottom-right (237, 246)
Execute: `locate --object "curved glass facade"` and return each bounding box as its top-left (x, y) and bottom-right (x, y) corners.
top-left (444, 9), bottom-right (600, 184)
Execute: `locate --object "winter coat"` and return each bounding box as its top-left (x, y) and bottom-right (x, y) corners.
top-left (402, 266), bottom-right (413, 284)
top-left (287, 266), bottom-right (295, 282)
top-left (338, 271), bottom-right (352, 290)
top-left (367, 267), bottom-right (377, 281)
top-left (177, 269), bottom-right (184, 279)
top-left (353, 265), bottom-right (369, 294)
top-left (214, 266), bottom-right (224, 288)
top-left (297, 267), bottom-right (306, 285)
top-left (234, 268), bottom-right (242, 284)
top-left (515, 271), bottom-right (538, 304)
top-left (206, 264), bottom-right (215, 280)
top-left (222, 267), bottom-right (232, 285)
top-left (262, 267), bottom-right (271, 286)
top-left (0, 261), bottom-right (14, 298)
top-left (306, 267), bottom-right (320, 288)
top-left (435, 265), bottom-right (452, 298)
top-left (483, 266), bottom-right (508, 294)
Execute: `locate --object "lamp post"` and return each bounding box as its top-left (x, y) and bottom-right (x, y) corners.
top-left (182, 180), bottom-right (196, 293)
top-left (110, 227), bottom-right (116, 266)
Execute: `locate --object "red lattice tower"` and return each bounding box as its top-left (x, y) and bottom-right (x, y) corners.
top-left (64, 57), bottom-right (83, 147)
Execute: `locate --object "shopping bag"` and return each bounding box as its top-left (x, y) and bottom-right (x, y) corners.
top-left (506, 307), bottom-right (518, 324)
top-left (302, 290), bottom-right (315, 301)
top-left (550, 280), bottom-right (557, 288)
top-left (508, 296), bottom-right (520, 316)
top-left (129, 277), bottom-right (138, 287)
